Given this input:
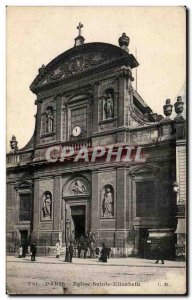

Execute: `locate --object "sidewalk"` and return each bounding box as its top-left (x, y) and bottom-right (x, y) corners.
top-left (6, 255), bottom-right (186, 268)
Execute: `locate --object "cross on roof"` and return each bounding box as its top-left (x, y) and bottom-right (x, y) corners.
top-left (77, 22), bottom-right (83, 36)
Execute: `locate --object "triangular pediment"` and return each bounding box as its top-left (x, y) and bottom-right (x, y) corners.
top-left (130, 164), bottom-right (159, 176)
top-left (30, 43), bottom-right (138, 94)
top-left (14, 180), bottom-right (33, 190)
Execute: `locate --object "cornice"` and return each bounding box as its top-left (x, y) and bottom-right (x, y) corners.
top-left (36, 67), bottom-right (131, 101)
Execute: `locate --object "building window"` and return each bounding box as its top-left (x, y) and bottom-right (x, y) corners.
top-left (71, 107), bottom-right (87, 135)
top-left (136, 181), bottom-right (155, 217)
top-left (19, 194), bottom-right (30, 221)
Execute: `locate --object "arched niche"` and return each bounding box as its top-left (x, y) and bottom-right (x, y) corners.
top-left (101, 184), bottom-right (114, 218)
top-left (41, 191), bottom-right (52, 221)
top-left (63, 176), bottom-right (90, 198)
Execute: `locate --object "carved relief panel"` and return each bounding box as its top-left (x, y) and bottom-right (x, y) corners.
top-left (63, 177), bottom-right (90, 198)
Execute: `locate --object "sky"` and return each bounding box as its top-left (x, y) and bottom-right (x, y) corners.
top-left (6, 6), bottom-right (186, 149)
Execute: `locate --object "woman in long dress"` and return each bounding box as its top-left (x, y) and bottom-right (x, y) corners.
top-left (99, 243), bottom-right (108, 263)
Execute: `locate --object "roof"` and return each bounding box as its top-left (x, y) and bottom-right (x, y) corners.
top-left (30, 42), bottom-right (139, 94)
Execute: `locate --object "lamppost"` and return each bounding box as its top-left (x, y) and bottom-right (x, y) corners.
top-left (173, 182), bottom-right (179, 194)
top-left (64, 219), bottom-right (70, 262)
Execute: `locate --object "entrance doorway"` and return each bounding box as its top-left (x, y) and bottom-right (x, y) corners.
top-left (138, 228), bottom-right (149, 258)
top-left (71, 206), bottom-right (86, 239)
top-left (19, 230), bottom-right (28, 256)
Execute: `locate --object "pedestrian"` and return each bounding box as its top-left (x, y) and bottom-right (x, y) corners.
top-left (18, 244), bottom-right (23, 258)
top-left (83, 242), bottom-right (88, 259)
top-left (107, 247), bottom-right (111, 259)
top-left (77, 243), bottom-right (82, 258)
top-left (65, 245), bottom-right (70, 262)
top-left (95, 246), bottom-right (100, 258)
top-left (155, 246), bottom-right (164, 264)
top-left (90, 241), bottom-right (95, 258)
top-left (69, 241), bottom-right (74, 263)
top-left (22, 243), bottom-right (27, 257)
top-left (30, 241), bottom-right (37, 261)
top-left (99, 243), bottom-right (108, 263)
top-left (55, 240), bottom-right (61, 258)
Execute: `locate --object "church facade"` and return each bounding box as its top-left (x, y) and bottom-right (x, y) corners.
top-left (6, 28), bottom-right (186, 260)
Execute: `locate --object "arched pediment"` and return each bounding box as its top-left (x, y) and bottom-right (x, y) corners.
top-left (63, 176), bottom-right (90, 198)
top-left (30, 42), bottom-right (138, 94)
top-left (67, 92), bottom-right (92, 104)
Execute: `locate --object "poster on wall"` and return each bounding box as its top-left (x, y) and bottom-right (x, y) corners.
top-left (6, 6), bottom-right (187, 295)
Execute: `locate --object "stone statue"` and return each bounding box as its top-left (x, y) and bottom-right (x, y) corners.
top-left (42, 193), bottom-right (52, 219)
top-left (10, 135), bottom-right (18, 153)
top-left (71, 180), bottom-right (86, 195)
top-left (46, 109), bottom-right (53, 133)
top-left (104, 92), bottom-right (114, 119)
top-left (103, 188), bottom-right (113, 217)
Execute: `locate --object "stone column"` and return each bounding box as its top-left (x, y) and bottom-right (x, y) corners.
top-left (53, 176), bottom-right (62, 243)
top-left (116, 167), bottom-right (126, 229)
top-left (91, 171), bottom-right (99, 232)
top-left (56, 96), bottom-right (62, 141)
top-left (116, 167), bottom-right (127, 248)
top-left (92, 83), bottom-right (99, 133)
top-left (35, 99), bottom-right (42, 145)
top-left (118, 76), bottom-right (125, 127)
top-left (32, 178), bottom-right (40, 239)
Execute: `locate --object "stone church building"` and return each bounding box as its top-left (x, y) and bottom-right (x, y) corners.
top-left (7, 27), bottom-right (186, 260)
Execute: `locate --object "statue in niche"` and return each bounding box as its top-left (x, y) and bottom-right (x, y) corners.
top-left (104, 91), bottom-right (114, 119)
top-left (45, 108), bottom-right (53, 133)
top-left (10, 135), bottom-right (18, 153)
top-left (71, 180), bottom-right (86, 195)
top-left (42, 192), bottom-right (52, 219)
top-left (102, 187), bottom-right (113, 217)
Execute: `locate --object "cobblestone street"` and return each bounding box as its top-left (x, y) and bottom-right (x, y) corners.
top-left (6, 255), bottom-right (186, 295)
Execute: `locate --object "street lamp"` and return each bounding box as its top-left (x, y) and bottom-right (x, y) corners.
top-left (64, 219), bottom-right (70, 262)
top-left (173, 182), bottom-right (179, 194)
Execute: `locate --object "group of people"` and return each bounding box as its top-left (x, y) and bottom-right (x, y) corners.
top-left (17, 240), bottom-right (165, 265)
top-left (55, 239), bottom-right (111, 263)
top-left (18, 241), bottom-right (37, 261)
top-left (77, 241), bottom-right (111, 261)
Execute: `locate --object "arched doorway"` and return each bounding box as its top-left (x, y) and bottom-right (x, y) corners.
top-left (62, 176), bottom-right (91, 244)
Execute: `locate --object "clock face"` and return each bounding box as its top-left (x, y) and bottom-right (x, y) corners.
top-left (72, 125), bottom-right (81, 137)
